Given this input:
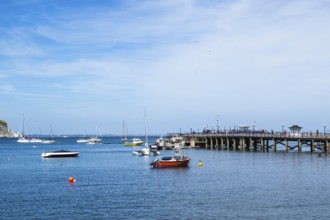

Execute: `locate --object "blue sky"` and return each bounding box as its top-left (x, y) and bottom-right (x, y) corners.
top-left (1, 0), bottom-right (330, 135)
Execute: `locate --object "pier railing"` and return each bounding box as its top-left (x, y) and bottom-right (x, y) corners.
top-left (183, 132), bottom-right (330, 140)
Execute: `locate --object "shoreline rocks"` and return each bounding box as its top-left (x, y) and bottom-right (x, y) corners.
top-left (0, 120), bottom-right (16, 138)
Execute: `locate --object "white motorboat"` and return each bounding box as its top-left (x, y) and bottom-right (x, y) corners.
top-left (41, 150), bottom-right (79, 158)
top-left (77, 138), bottom-right (90, 143)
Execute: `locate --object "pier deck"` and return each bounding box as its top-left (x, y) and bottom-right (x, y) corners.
top-left (183, 133), bottom-right (330, 154)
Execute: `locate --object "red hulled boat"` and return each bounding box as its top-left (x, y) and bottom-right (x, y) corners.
top-left (150, 152), bottom-right (190, 168)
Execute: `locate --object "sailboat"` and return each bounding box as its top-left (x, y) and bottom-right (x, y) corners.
top-left (17, 114), bottom-right (32, 143)
top-left (133, 107), bottom-right (159, 156)
top-left (42, 125), bottom-right (56, 144)
top-left (88, 126), bottom-right (102, 144)
top-left (121, 120), bottom-right (128, 143)
top-left (30, 126), bottom-right (43, 143)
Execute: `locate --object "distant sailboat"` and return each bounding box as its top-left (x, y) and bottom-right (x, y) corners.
top-left (42, 125), bottom-right (56, 144)
top-left (30, 126), bottom-right (43, 143)
top-left (121, 120), bottom-right (128, 142)
top-left (17, 114), bottom-right (32, 143)
top-left (133, 107), bottom-right (159, 156)
top-left (141, 107), bottom-right (150, 156)
top-left (77, 130), bottom-right (90, 143)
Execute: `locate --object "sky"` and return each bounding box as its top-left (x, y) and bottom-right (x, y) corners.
top-left (1, 0), bottom-right (330, 136)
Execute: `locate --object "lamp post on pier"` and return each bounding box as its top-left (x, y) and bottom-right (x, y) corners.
top-left (282, 123), bottom-right (284, 133)
top-left (324, 123), bottom-right (326, 136)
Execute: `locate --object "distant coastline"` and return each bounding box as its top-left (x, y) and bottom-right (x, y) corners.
top-left (0, 120), bottom-right (17, 138)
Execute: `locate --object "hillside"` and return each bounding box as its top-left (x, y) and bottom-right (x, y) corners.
top-left (0, 120), bottom-right (14, 137)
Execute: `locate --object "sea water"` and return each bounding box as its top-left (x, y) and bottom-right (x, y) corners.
top-left (1, 136), bottom-right (330, 219)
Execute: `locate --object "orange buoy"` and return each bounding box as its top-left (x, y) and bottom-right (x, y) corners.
top-left (68, 176), bottom-right (76, 184)
top-left (198, 160), bottom-right (203, 167)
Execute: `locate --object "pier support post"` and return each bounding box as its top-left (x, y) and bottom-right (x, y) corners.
top-left (273, 139), bottom-right (276, 152)
top-left (285, 139), bottom-right (289, 153)
top-left (298, 139), bottom-right (302, 153)
top-left (326, 140), bottom-right (329, 155)
top-left (311, 140), bottom-right (315, 153)
top-left (261, 138), bottom-right (264, 152)
top-left (190, 140), bottom-right (195, 148)
top-left (253, 138), bottom-right (258, 151)
top-left (239, 138), bottom-right (243, 151)
top-left (215, 138), bottom-right (219, 150)
top-left (210, 138), bottom-right (213, 150)
top-left (226, 138), bottom-right (230, 151)
top-left (249, 138), bottom-right (253, 151)
top-left (232, 139), bottom-right (236, 151)
top-left (220, 138), bottom-right (224, 150)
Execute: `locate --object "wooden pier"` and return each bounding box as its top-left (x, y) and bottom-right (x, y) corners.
top-left (183, 133), bottom-right (330, 154)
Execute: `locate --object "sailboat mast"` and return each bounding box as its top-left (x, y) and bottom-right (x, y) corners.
top-left (122, 120), bottom-right (125, 138)
top-left (145, 107), bottom-right (148, 147)
top-left (21, 114), bottom-right (26, 137)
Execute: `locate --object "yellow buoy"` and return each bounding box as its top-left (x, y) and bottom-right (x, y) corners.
top-left (198, 160), bottom-right (203, 167)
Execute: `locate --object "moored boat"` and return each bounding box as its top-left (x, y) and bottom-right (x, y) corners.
top-left (87, 138), bottom-right (100, 144)
top-left (41, 139), bottom-right (56, 144)
top-left (77, 138), bottom-right (90, 143)
top-left (132, 107), bottom-right (160, 156)
top-left (30, 137), bottom-right (43, 143)
top-left (17, 136), bottom-right (31, 143)
top-left (41, 150), bottom-right (79, 158)
top-left (150, 151), bottom-right (190, 168)
top-left (124, 138), bottom-right (143, 146)
top-left (41, 125), bottom-right (56, 144)
top-left (77, 136), bottom-right (101, 144)
top-left (17, 114), bottom-right (36, 143)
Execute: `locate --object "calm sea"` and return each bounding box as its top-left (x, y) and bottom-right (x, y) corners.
top-left (1, 136), bottom-right (330, 219)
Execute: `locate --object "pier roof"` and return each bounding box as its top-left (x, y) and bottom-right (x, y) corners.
top-left (288, 125), bottom-right (302, 132)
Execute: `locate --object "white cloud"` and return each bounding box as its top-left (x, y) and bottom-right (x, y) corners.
top-left (0, 84), bottom-right (16, 93)
top-left (1, 0), bottom-right (330, 134)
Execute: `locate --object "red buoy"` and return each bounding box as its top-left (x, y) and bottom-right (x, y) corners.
top-left (68, 176), bottom-right (75, 184)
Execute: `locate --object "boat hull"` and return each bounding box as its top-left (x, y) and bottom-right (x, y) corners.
top-left (42, 140), bottom-right (55, 144)
top-left (124, 142), bottom-right (143, 146)
top-left (151, 157), bottom-right (190, 168)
